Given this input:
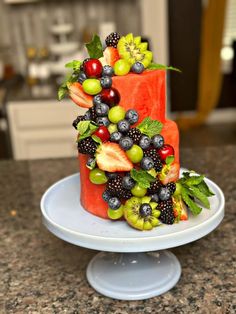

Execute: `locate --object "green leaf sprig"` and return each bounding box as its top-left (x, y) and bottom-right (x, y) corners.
top-left (147, 63), bottom-right (181, 72)
top-left (85, 34), bottom-right (103, 59)
top-left (130, 168), bottom-right (156, 189)
top-left (177, 172), bottom-right (214, 215)
top-left (77, 121), bottom-right (98, 141)
top-left (137, 117), bottom-right (163, 138)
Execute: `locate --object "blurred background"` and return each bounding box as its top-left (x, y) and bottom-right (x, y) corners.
top-left (0, 0), bottom-right (235, 160)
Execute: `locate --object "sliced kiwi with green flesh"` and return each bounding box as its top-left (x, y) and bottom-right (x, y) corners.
top-left (124, 197), bottom-right (161, 231)
top-left (117, 33), bottom-right (153, 68)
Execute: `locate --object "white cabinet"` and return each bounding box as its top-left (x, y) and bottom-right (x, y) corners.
top-left (7, 99), bottom-right (86, 160)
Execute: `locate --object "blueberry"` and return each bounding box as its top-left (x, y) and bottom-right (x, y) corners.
top-left (93, 94), bottom-right (102, 106)
top-left (150, 194), bottom-right (159, 203)
top-left (158, 187), bottom-right (171, 201)
top-left (139, 135), bottom-right (151, 150)
top-left (102, 190), bottom-right (113, 202)
top-left (86, 157), bottom-right (96, 169)
top-left (110, 131), bottom-right (123, 143)
top-left (96, 117), bottom-right (110, 127)
top-left (105, 172), bottom-right (119, 180)
top-left (84, 110), bottom-right (91, 120)
top-left (122, 176), bottom-right (135, 190)
top-left (140, 157), bottom-right (154, 171)
top-left (119, 137), bottom-right (133, 151)
top-left (152, 134), bottom-right (164, 149)
top-left (117, 119), bottom-right (130, 133)
top-left (125, 109), bottom-right (139, 125)
top-left (95, 103), bottom-right (109, 116)
top-left (100, 76), bottom-right (112, 89)
top-left (78, 71), bottom-right (87, 84)
top-left (102, 65), bottom-right (114, 77)
top-left (131, 62), bottom-right (145, 74)
top-left (139, 203), bottom-right (152, 217)
top-left (108, 197), bottom-right (121, 210)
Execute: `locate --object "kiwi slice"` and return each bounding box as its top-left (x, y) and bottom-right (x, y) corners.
top-left (123, 197), bottom-right (161, 231)
top-left (117, 33), bottom-right (153, 68)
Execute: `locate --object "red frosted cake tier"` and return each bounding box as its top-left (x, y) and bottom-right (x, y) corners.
top-left (78, 69), bottom-right (180, 219)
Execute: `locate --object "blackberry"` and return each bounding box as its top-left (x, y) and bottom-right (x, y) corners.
top-left (77, 137), bottom-right (97, 155)
top-left (89, 106), bottom-right (97, 121)
top-left (144, 148), bottom-right (163, 172)
top-left (148, 178), bottom-right (162, 194)
top-left (105, 32), bottom-right (121, 48)
top-left (166, 182), bottom-right (176, 195)
top-left (72, 115), bottom-right (85, 129)
top-left (127, 128), bottom-right (142, 144)
top-left (159, 200), bottom-right (175, 225)
top-left (107, 176), bottom-right (132, 199)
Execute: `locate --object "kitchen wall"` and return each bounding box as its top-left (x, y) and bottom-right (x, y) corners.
top-left (0, 0), bottom-right (141, 75)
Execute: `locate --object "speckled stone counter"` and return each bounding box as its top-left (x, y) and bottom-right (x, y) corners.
top-left (1, 146), bottom-right (236, 314)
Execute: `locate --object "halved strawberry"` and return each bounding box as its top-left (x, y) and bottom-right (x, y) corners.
top-left (96, 142), bottom-right (133, 172)
top-left (173, 198), bottom-right (188, 221)
top-left (68, 82), bottom-right (93, 108)
top-left (99, 47), bottom-right (120, 67)
top-left (159, 162), bottom-right (180, 185)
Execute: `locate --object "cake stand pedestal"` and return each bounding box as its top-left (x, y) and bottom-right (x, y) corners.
top-left (40, 171), bottom-right (224, 300)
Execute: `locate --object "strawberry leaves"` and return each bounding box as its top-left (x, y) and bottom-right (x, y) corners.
top-left (137, 117), bottom-right (163, 138)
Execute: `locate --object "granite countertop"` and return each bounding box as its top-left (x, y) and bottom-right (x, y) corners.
top-left (1, 146), bottom-right (235, 313)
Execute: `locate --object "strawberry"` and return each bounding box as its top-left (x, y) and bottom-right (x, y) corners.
top-left (68, 82), bottom-right (93, 108)
top-left (99, 47), bottom-right (120, 67)
top-left (173, 198), bottom-right (188, 221)
top-left (96, 142), bottom-right (133, 172)
top-left (159, 162), bottom-right (180, 185)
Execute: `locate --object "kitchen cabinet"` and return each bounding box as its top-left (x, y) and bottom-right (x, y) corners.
top-left (7, 100), bottom-right (85, 160)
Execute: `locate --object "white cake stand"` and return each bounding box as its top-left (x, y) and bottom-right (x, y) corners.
top-left (40, 170), bottom-right (224, 300)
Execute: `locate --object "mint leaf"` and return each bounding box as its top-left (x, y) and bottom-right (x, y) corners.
top-left (166, 155), bottom-right (174, 165)
top-left (131, 168), bottom-right (155, 189)
top-left (189, 186), bottom-right (210, 209)
top-left (65, 60), bottom-right (81, 72)
top-left (85, 34), bottom-right (103, 59)
top-left (147, 63), bottom-right (181, 72)
top-left (77, 121), bottom-right (98, 140)
top-left (182, 187), bottom-right (202, 215)
top-left (198, 181), bottom-right (215, 197)
top-left (58, 84), bottom-right (68, 100)
top-left (185, 174), bottom-right (204, 186)
top-left (92, 135), bottom-right (102, 145)
top-left (137, 117), bottom-right (163, 137)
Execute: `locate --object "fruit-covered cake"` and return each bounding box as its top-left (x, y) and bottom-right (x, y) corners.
top-left (58, 33), bottom-right (214, 231)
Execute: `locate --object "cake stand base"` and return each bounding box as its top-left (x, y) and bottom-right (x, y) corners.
top-left (86, 250), bottom-right (181, 300)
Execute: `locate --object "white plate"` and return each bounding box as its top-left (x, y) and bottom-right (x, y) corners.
top-left (41, 169), bottom-right (224, 253)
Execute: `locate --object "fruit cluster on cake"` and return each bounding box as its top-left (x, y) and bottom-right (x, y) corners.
top-left (58, 33), bottom-right (214, 231)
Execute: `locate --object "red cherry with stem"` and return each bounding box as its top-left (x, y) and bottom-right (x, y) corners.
top-left (84, 59), bottom-right (103, 78)
top-left (100, 88), bottom-right (120, 106)
top-left (158, 144), bottom-right (175, 162)
top-left (93, 126), bottom-right (110, 142)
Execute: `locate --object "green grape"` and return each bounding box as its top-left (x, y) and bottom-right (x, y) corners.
top-left (114, 59), bottom-right (131, 76)
top-left (89, 168), bottom-right (108, 184)
top-left (126, 145), bottom-right (143, 163)
top-left (131, 184), bottom-right (147, 197)
top-left (82, 79), bottom-right (102, 95)
top-left (108, 123), bottom-right (118, 134)
top-left (108, 106), bottom-right (126, 124)
top-left (108, 206), bottom-right (124, 220)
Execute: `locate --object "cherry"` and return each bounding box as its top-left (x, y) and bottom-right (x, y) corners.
top-left (100, 88), bottom-right (120, 106)
top-left (84, 59), bottom-right (103, 78)
top-left (158, 144), bottom-right (175, 162)
top-left (93, 126), bottom-right (110, 142)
